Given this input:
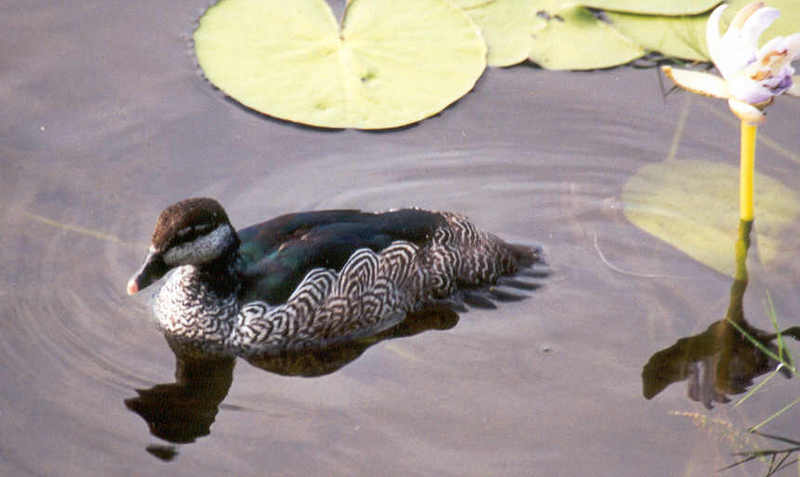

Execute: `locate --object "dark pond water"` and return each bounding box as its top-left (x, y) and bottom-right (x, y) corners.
top-left (3, 1), bottom-right (800, 476)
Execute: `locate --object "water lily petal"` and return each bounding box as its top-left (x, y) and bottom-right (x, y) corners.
top-left (737, 4), bottom-right (779, 46)
top-left (711, 3), bottom-right (781, 79)
top-left (705, 4), bottom-right (726, 72)
top-left (727, 73), bottom-right (774, 104)
top-left (788, 33), bottom-right (800, 57)
top-left (770, 33), bottom-right (800, 73)
top-left (788, 76), bottom-right (800, 96)
top-left (662, 66), bottom-right (729, 99)
top-left (729, 1), bottom-right (764, 30)
top-left (741, 33), bottom-right (800, 100)
top-left (728, 97), bottom-right (766, 124)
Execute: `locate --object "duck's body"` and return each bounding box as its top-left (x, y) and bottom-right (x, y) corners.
top-left (128, 198), bottom-right (542, 357)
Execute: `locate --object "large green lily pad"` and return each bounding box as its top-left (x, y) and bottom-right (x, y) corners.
top-left (579, 0), bottom-right (721, 16)
top-left (529, 4), bottom-right (644, 70)
top-left (622, 159), bottom-right (800, 276)
top-left (194, 0), bottom-right (487, 129)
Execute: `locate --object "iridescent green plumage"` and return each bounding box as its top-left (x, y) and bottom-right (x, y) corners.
top-left (236, 209), bottom-right (449, 304)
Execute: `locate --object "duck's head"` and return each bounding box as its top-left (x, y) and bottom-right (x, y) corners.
top-left (126, 198), bottom-right (239, 295)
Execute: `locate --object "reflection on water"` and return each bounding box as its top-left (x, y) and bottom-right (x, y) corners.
top-left (642, 313), bottom-right (795, 409)
top-left (643, 221), bottom-right (799, 409)
top-left (246, 306), bottom-right (460, 377)
top-left (125, 357), bottom-right (234, 446)
top-left (126, 306), bottom-right (459, 456)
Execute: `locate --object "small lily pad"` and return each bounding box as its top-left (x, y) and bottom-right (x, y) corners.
top-left (462, 0), bottom-right (539, 67)
top-left (622, 159), bottom-right (800, 276)
top-left (579, 0), bottom-right (721, 16)
top-left (194, 0), bottom-right (487, 129)
top-left (529, 4), bottom-right (644, 70)
top-left (606, 11), bottom-right (709, 61)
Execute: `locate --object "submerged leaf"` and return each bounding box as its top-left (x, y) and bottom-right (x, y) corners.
top-left (194, 0), bottom-right (487, 129)
top-left (579, 0), bottom-right (721, 16)
top-left (622, 160), bottom-right (800, 276)
top-left (529, 4), bottom-right (644, 70)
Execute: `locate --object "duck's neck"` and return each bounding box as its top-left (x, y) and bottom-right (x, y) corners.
top-left (195, 248), bottom-right (241, 297)
top-left (154, 248), bottom-right (243, 354)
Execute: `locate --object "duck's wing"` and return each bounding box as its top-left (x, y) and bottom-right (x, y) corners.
top-left (236, 209), bottom-right (447, 304)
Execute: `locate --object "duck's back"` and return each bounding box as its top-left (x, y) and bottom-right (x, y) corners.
top-left (236, 209), bottom-right (451, 304)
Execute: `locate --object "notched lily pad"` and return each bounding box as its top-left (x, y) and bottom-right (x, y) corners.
top-left (579, 0), bottom-right (721, 16)
top-left (528, 4), bottom-right (644, 70)
top-left (194, 0), bottom-right (487, 129)
top-left (622, 159), bottom-right (800, 276)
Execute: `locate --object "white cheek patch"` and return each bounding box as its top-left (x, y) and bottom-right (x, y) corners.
top-left (163, 224), bottom-right (234, 266)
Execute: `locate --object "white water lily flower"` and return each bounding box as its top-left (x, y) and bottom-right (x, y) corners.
top-left (663, 1), bottom-right (800, 124)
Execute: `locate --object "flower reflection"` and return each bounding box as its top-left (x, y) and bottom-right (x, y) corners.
top-left (643, 315), bottom-right (793, 409)
top-left (642, 221), bottom-right (798, 409)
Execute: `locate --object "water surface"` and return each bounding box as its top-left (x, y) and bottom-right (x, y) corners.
top-left (2, 1), bottom-right (800, 476)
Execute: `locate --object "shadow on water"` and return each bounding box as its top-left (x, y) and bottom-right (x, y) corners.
top-left (125, 306), bottom-right (459, 460)
top-left (641, 220), bottom-right (800, 475)
top-left (642, 221), bottom-right (799, 408)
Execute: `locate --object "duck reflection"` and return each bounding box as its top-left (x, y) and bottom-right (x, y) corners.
top-left (124, 306), bottom-right (458, 457)
top-left (642, 221), bottom-right (799, 408)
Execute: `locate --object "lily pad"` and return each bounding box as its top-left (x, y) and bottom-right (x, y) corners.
top-left (462, 0), bottom-right (539, 67)
top-left (194, 0), bottom-right (487, 129)
top-left (607, 0), bottom-right (800, 61)
top-left (451, 0), bottom-right (496, 8)
top-left (606, 11), bottom-right (709, 61)
top-left (622, 159), bottom-right (800, 276)
top-left (579, 0), bottom-right (721, 16)
top-left (529, 4), bottom-right (644, 70)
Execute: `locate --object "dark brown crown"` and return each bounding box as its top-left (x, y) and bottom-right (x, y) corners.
top-left (151, 198), bottom-right (231, 251)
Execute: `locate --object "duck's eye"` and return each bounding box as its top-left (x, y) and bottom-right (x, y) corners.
top-left (176, 223), bottom-right (213, 240)
top-left (194, 223), bottom-right (212, 234)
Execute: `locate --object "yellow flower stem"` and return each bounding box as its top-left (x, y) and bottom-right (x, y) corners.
top-left (739, 121), bottom-right (758, 221)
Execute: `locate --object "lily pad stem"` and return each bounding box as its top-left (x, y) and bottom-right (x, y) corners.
top-left (739, 121), bottom-right (758, 221)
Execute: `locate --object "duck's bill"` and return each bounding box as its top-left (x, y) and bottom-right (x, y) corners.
top-left (127, 250), bottom-right (167, 295)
